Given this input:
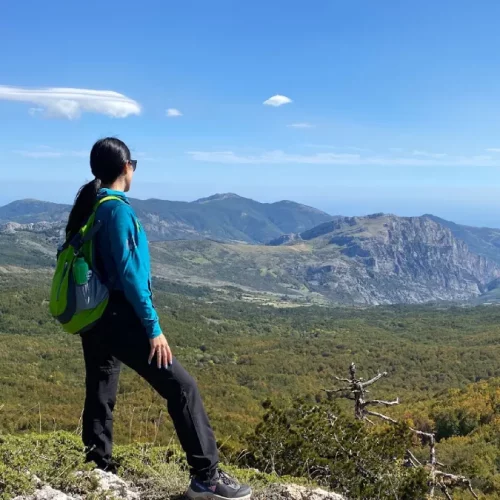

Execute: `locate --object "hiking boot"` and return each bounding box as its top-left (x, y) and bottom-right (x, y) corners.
top-left (186, 468), bottom-right (252, 499)
top-left (86, 457), bottom-right (120, 475)
top-left (98, 460), bottom-right (119, 474)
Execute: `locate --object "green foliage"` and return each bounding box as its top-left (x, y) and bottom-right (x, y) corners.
top-left (0, 432), bottom-right (93, 499)
top-left (245, 399), bottom-right (428, 499)
top-left (5, 275), bottom-right (500, 495)
top-left (431, 380), bottom-right (500, 440)
top-left (0, 431), bottom-right (286, 499)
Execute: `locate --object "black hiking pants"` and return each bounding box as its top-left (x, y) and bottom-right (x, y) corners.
top-left (80, 292), bottom-right (219, 479)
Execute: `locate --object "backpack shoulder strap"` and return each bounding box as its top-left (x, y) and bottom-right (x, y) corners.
top-left (81, 195), bottom-right (126, 243)
top-left (92, 195), bottom-right (127, 212)
top-left (67, 196), bottom-right (126, 251)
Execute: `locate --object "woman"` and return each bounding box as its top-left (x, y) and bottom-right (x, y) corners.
top-left (66, 138), bottom-right (251, 500)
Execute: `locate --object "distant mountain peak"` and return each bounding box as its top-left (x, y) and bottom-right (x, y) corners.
top-left (194, 193), bottom-right (244, 203)
top-left (0, 194), bottom-right (332, 244)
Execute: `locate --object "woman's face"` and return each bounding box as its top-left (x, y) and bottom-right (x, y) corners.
top-left (123, 159), bottom-right (136, 192)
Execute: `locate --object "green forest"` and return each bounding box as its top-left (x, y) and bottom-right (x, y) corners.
top-left (2, 272), bottom-right (500, 497)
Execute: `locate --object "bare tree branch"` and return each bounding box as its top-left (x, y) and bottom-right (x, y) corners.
top-left (363, 416), bottom-right (376, 426)
top-left (434, 472), bottom-right (479, 500)
top-left (405, 449), bottom-right (422, 467)
top-left (361, 372), bottom-right (388, 388)
top-left (363, 398), bottom-right (400, 408)
top-left (410, 428), bottom-right (435, 441)
top-left (327, 363), bottom-right (478, 499)
top-left (441, 484), bottom-right (453, 500)
top-left (366, 410), bottom-right (398, 424)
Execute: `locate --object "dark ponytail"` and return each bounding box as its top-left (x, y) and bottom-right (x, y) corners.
top-left (66, 179), bottom-right (102, 238)
top-left (66, 137), bottom-right (131, 239)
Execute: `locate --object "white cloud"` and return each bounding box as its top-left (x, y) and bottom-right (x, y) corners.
top-left (28, 107), bottom-right (44, 116)
top-left (0, 85), bottom-right (141, 119)
top-left (187, 149), bottom-right (499, 167)
top-left (486, 148), bottom-right (500, 153)
top-left (188, 150), bottom-right (360, 165)
top-left (14, 147), bottom-right (87, 159)
top-left (166, 108), bottom-right (182, 117)
top-left (288, 123), bottom-right (314, 129)
top-left (303, 144), bottom-right (369, 152)
top-left (134, 151), bottom-right (159, 162)
top-left (412, 150), bottom-right (447, 159)
top-left (263, 95), bottom-right (292, 107)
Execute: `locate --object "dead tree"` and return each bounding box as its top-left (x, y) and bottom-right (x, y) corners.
top-left (325, 363), bottom-right (478, 499)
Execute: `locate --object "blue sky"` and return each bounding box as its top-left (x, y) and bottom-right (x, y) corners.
top-left (2, 1), bottom-right (500, 226)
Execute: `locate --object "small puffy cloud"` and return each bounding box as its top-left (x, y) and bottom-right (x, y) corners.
top-left (166, 108), bottom-right (183, 117)
top-left (288, 122), bottom-right (314, 129)
top-left (0, 85), bottom-right (141, 119)
top-left (486, 148), bottom-right (500, 153)
top-left (263, 94), bottom-right (292, 107)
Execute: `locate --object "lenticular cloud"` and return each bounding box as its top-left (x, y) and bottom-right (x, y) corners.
top-left (263, 94), bottom-right (293, 107)
top-left (0, 86), bottom-right (141, 119)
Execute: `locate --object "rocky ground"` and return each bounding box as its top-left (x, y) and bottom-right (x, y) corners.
top-left (13, 469), bottom-right (345, 500)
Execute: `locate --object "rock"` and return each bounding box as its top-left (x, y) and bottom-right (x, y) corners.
top-left (77, 469), bottom-right (140, 499)
top-left (12, 485), bottom-right (78, 500)
top-left (12, 476), bottom-right (345, 500)
top-left (13, 470), bottom-right (139, 500)
top-left (256, 484), bottom-right (345, 500)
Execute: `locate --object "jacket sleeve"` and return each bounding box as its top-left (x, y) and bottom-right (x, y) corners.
top-left (107, 203), bottom-right (162, 338)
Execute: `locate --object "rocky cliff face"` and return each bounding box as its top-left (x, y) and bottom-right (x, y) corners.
top-left (275, 214), bottom-right (500, 304)
top-left (2, 205), bottom-right (500, 305)
top-left (0, 221), bottom-right (65, 237)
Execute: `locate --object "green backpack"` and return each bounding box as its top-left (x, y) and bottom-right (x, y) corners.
top-left (49, 195), bottom-right (123, 334)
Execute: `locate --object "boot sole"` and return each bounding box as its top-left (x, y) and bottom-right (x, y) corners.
top-left (186, 487), bottom-right (252, 499)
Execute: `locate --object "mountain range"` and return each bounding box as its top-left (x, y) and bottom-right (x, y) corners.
top-left (0, 193), bottom-right (331, 243)
top-left (2, 194), bottom-right (500, 305)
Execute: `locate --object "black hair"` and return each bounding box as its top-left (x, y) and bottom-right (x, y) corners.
top-left (66, 137), bottom-right (131, 238)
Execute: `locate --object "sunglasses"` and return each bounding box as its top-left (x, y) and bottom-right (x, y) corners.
top-left (129, 160), bottom-right (137, 171)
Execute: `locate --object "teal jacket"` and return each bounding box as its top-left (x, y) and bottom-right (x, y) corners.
top-left (94, 188), bottom-right (161, 338)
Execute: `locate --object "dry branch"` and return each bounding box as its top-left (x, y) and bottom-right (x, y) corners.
top-left (327, 363), bottom-right (479, 499)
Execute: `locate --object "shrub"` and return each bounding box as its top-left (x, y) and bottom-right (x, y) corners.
top-left (245, 398), bottom-right (428, 499)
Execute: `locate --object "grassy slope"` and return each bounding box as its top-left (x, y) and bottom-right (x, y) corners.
top-left (2, 276), bottom-right (500, 496)
top-left (2, 275), bottom-right (500, 446)
top-left (150, 240), bottom-right (322, 298)
top-left (0, 431), bottom-right (299, 500)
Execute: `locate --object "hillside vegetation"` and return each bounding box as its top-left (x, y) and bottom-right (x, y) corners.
top-left (2, 272), bottom-right (500, 496)
top-left (4, 196), bottom-right (500, 496)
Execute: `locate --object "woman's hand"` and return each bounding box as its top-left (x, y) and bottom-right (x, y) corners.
top-left (148, 333), bottom-right (173, 369)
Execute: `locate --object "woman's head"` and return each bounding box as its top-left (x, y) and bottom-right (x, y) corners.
top-left (91, 137), bottom-right (136, 192)
top-left (66, 137), bottom-right (136, 238)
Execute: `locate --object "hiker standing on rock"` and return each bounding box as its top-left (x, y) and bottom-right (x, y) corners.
top-left (62, 137), bottom-right (251, 500)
